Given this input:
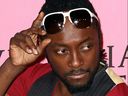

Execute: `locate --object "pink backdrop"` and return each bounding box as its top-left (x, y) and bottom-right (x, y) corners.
top-left (0, 0), bottom-right (127, 83)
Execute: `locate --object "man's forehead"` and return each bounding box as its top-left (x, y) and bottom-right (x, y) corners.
top-left (47, 28), bottom-right (98, 46)
top-left (47, 19), bottom-right (97, 36)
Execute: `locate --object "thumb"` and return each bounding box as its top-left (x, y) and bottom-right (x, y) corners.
top-left (37, 39), bottom-right (51, 55)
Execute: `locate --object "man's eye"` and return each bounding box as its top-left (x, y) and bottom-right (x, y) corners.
top-left (56, 49), bottom-right (69, 55)
top-left (81, 44), bottom-right (92, 51)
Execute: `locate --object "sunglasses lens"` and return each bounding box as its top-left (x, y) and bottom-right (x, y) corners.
top-left (43, 9), bottom-right (94, 34)
top-left (70, 10), bottom-right (91, 28)
top-left (44, 14), bottom-right (64, 34)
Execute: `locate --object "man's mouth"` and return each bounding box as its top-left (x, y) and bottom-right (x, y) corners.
top-left (66, 69), bottom-right (90, 79)
top-left (68, 72), bottom-right (89, 79)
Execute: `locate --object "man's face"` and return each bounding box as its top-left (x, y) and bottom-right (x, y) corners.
top-left (45, 19), bottom-right (100, 91)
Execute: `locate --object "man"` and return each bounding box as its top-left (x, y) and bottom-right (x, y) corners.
top-left (0, 0), bottom-right (128, 96)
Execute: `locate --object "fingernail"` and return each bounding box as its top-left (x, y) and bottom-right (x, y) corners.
top-left (26, 48), bottom-right (32, 53)
top-left (40, 12), bottom-right (44, 15)
top-left (45, 39), bottom-right (51, 43)
top-left (42, 31), bottom-right (46, 35)
top-left (32, 48), bottom-right (38, 55)
top-left (39, 12), bottom-right (44, 17)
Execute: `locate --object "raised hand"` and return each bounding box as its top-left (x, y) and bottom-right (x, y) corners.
top-left (9, 12), bottom-right (51, 66)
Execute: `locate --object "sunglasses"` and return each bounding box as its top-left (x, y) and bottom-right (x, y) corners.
top-left (41, 8), bottom-right (98, 34)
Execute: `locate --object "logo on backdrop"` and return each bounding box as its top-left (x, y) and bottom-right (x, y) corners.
top-left (107, 45), bottom-right (128, 80)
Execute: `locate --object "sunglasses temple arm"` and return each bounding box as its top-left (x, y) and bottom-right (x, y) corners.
top-left (93, 15), bottom-right (99, 22)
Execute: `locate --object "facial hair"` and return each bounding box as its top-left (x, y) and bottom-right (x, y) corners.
top-left (52, 65), bottom-right (99, 94)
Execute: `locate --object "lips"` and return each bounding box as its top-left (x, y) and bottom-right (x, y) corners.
top-left (68, 73), bottom-right (89, 79)
top-left (66, 70), bottom-right (90, 79)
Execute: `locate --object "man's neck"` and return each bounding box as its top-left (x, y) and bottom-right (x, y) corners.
top-left (54, 80), bottom-right (72, 96)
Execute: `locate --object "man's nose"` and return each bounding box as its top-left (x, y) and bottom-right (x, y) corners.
top-left (68, 51), bottom-right (83, 68)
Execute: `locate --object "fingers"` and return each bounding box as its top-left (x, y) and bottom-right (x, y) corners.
top-left (30, 12), bottom-right (46, 36)
top-left (9, 12), bottom-right (49, 57)
top-left (31, 12), bottom-right (44, 29)
top-left (10, 31), bottom-right (51, 56)
top-left (31, 27), bottom-right (46, 36)
top-left (10, 33), bottom-right (38, 55)
top-left (38, 38), bottom-right (51, 54)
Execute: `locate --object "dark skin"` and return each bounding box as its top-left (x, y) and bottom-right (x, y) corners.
top-left (0, 12), bottom-right (51, 96)
top-left (46, 19), bottom-right (100, 95)
top-left (0, 12), bottom-right (100, 96)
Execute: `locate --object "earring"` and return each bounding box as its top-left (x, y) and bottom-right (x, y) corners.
top-left (100, 61), bottom-right (105, 66)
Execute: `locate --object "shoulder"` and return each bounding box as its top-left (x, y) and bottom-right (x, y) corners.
top-left (15, 63), bottom-right (52, 86)
top-left (105, 68), bottom-right (124, 84)
top-left (107, 83), bottom-right (128, 96)
top-left (25, 63), bottom-right (52, 78)
top-left (106, 68), bottom-right (128, 96)
top-left (7, 63), bottom-right (52, 96)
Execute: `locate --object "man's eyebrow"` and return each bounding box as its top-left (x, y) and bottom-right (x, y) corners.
top-left (49, 42), bottom-right (67, 47)
top-left (79, 37), bottom-right (93, 44)
top-left (48, 37), bottom-right (93, 47)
